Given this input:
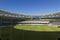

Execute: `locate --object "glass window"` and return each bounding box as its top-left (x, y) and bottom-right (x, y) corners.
top-left (33, 16), bottom-right (40, 20)
top-left (9, 15), bottom-right (11, 16)
top-left (16, 16), bottom-right (18, 17)
top-left (4, 14), bottom-right (8, 16)
top-left (19, 16), bottom-right (21, 18)
top-left (0, 14), bottom-right (4, 16)
top-left (21, 16), bottom-right (24, 18)
top-left (12, 15), bottom-right (15, 17)
top-left (56, 15), bottom-right (59, 17)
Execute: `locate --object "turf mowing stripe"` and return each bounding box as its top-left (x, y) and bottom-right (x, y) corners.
top-left (44, 27), bottom-right (57, 31)
top-left (31, 26), bottom-right (44, 31)
top-left (14, 25), bottom-right (60, 31)
top-left (14, 25), bottom-right (44, 31)
top-left (47, 26), bottom-right (60, 31)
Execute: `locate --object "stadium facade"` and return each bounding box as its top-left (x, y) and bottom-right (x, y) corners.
top-left (0, 10), bottom-right (60, 27)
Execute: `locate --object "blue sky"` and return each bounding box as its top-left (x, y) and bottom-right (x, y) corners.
top-left (0, 0), bottom-right (60, 15)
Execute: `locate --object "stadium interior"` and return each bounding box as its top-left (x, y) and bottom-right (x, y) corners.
top-left (0, 10), bottom-right (60, 40)
top-left (0, 10), bottom-right (60, 27)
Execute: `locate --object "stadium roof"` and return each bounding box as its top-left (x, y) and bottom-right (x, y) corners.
top-left (0, 10), bottom-right (60, 18)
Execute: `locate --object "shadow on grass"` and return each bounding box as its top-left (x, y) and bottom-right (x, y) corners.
top-left (1, 27), bottom-right (60, 40)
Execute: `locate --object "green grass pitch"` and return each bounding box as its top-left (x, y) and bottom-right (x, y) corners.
top-left (0, 25), bottom-right (60, 40)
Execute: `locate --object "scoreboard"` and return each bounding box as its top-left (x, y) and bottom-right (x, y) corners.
top-left (33, 16), bottom-right (40, 20)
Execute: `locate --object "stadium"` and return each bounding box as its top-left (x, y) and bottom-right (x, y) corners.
top-left (0, 10), bottom-right (60, 40)
top-left (0, 10), bottom-right (60, 27)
